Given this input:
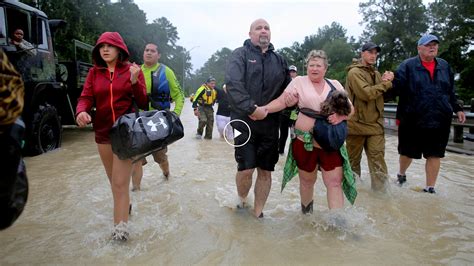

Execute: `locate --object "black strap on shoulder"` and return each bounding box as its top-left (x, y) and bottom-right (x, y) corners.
top-left (149, 64), bottom-right (163, 99)
top-left (325, 78), bottom-right (337, 97)
top-left (299, 79), bottom-right (337, 119)
top-left (299, 107), bottom-right (326, 119)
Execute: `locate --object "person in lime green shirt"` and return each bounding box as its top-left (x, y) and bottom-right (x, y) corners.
top-left (131, 43), bottom-right (184, 191)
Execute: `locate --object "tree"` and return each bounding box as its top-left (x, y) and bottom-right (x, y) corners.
top-left (187, 48), bottom-right (233, 95)
top-left (144, 17), bottom-right (180, 64)
top-left (279, 22), bottom-right (355, 84)
top-left (458, 54), bottom-right (474, 102)
top-left (428, 0), bottom-right (474, 102)
top-left (21, 0), bottom-right (111, 61)
top-left (143, 17), bottom-right (186, 85)
top-left (20, 0), bottom-right (192, 89)
top-left (100, 1), bottom-right (148, 62)
top-left (359, 0), bottom-right (428, 71)
top-left (322, 39), bottom-right (355, 83)
top-left (278, 42), bottom-right (306, 75)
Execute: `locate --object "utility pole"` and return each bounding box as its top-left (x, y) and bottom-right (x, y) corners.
top-left (182, 46), bottom-right (199, 93)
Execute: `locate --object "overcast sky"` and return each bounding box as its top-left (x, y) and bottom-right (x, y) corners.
top-left (133, 0), bottom-right (366, 70)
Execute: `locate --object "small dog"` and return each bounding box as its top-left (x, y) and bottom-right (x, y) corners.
top-left (298, 89), bottom-right (351, 151)
top-left (320, 90), bottom-right (352, 117)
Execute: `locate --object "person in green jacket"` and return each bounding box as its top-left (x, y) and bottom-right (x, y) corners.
top-left (131, 43), bottom-right (184, 191)
top-left (345, 42), bottom-right (394, 191)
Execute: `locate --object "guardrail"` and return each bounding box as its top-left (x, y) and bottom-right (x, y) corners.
top-left (383, 103), bottom-right (474, 143)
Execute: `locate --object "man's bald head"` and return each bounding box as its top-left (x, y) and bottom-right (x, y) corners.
top-left (249, 18), bottom-right (268, 31)
top-left (248, 19), bottom-right (271, 51)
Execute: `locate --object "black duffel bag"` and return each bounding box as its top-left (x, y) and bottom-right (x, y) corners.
top-left (110, 109), bottom-right (184, 161)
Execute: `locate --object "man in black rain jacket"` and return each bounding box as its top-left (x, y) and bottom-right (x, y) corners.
top-left (225, 18), bottom-right (291, 218)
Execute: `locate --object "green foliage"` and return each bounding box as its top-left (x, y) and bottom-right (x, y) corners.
top-left (22, 0), bottom-right (112, 61)
top-left (323, 39), bottom-right (355, 84)
top-left (143, 17), bottom-right (186, 85)
top-left (100, 1), bottom-right (148, 62)
top-left (18, 0), bottom-right (191, 84)
top-left (278, 42), bottom-right (306, 74)
top-left (359, 0), bottom-right (428, 71)
top-left (457, 52), bottom-right (474, 102)
top-left (278, 22), bottom-right (356, 84)
top-left (301, 22), bottom-right (349, 53)
top-left (358, 0), bottom-right (474, 102)
top-left (20, 0), bottom-right (473, 103)
top-left (429, 0), bottom-right (474, 102)
top-left (187, 48), bottom-right (233, 96)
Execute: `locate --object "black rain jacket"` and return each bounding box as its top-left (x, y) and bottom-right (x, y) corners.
top-left (225, 39), bottom-right (291, 118)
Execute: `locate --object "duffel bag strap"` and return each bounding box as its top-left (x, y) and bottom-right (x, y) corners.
top-left (130, 97), bottom-right (148, 133)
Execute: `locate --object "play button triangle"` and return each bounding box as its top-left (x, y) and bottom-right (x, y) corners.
top-left (234, 128), bottom-right (242, 138)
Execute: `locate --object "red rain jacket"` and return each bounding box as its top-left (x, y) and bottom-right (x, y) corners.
top-left (76, 32), bottom-right (147, 143)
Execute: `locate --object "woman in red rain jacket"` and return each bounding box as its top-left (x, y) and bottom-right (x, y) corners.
top-left (76, 32), bottom-right (147, 241)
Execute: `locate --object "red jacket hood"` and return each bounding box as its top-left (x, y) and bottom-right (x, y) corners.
top-left (92, 32), bottom-right (130, 67)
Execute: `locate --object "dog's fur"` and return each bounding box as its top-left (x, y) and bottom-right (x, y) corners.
top-left (320, 90), bottom-right (352, 116)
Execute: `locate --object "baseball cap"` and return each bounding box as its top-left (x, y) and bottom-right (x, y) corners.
top-left (361, 42), bottom-right (381, 52)
top-left (206, 77), bottom-right (216, 83)
top-left (418, 34), bottom-right (439, 46)
top-left (289, 65), bottom-right (297, 72)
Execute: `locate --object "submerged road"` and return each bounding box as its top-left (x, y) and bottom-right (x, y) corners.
top-left (1, 101), bottom-right (473, 264)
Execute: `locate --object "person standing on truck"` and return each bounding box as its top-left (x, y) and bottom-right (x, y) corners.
top-left (75, 32), bottom-right (147, 241)
top-left (131, 43), bottom-right (185, 191)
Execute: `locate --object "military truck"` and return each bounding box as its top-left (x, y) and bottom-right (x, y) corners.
top-left (0, 0), bottom-right (92, 155)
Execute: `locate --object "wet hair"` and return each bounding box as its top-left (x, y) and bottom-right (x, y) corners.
top-left (305, 50), bottom-right (329, 67)
top-left (320, 90), bottom-right (351, 116)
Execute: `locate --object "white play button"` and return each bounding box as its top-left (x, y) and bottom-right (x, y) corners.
top-left (224, 119), bottom-right (251, 147)
top-left (234, 128), bottom-right (242, 138)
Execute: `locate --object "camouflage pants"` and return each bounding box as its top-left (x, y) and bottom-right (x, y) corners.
top-left (197, 105), bottom-right (214, 139)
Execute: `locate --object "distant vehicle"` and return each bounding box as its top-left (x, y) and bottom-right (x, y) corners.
top-left (0, 0), bottom-right (92, 155)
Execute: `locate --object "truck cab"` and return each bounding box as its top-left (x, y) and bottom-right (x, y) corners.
top-left (0, 0), bottom-right (90, 155)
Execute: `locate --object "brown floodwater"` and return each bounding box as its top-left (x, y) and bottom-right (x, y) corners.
top-left (1, 101), bottom-right (473, 264)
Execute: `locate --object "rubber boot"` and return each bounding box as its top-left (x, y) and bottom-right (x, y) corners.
top-left (301, 200), bottom-right (314, 214)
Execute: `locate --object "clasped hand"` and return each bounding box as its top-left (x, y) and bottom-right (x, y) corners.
top-left (381, 71), bottom-right (394, 82)
top-left (249, 105), bottom-right (267, 121)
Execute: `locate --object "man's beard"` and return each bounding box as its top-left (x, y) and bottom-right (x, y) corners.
top-left (259, 36), bottom-right (269, 47)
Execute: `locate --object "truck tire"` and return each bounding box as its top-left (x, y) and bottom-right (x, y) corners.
top-left (28, 104), bottom-right (62, 155)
